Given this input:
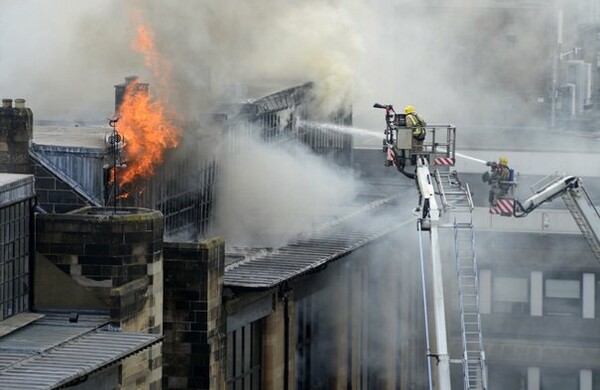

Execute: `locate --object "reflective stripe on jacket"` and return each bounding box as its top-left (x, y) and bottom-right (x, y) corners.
top-left (406, 113), bottom-right (426, 141)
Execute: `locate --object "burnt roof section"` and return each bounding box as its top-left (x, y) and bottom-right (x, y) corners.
top-left (251, 82), bottom-right (313, 115)
top-left (223, 82), bottom-right (313, 118)
top-left (225, 195), bottom-right (414, 289)
top-left (0, 312), bottom-right (161, 389)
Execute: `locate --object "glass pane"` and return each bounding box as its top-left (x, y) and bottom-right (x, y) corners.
top-left (541, 370), bottom-right (578, 390)
top-left (493, 277), bottom-right (528, 302)
top-left (546, 279), bottom-right (580, 299)
top-left (227, 331), bottom-right (234, 383)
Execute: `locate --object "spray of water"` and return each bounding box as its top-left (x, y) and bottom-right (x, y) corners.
top-left (299, 120), bottom-right (381, 139)
top-left (455, 152), bottom-right (487, 165)
top-left (300, 122), bottom-right (491, 168)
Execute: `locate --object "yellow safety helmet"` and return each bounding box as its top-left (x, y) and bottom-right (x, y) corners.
top-left (404, 105), bottom-right (415, 115)
top-left (499, 156), bottom-right (508, 165)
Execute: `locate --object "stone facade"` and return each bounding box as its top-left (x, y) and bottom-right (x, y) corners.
top-left (163, 238), bottom-right (226, 390)
top-left (0, 98), bottom-right (93, 213)
top-left (222, 234), bottom-right (419, 390)
top-left (34, 206), bottom-right (164, 389)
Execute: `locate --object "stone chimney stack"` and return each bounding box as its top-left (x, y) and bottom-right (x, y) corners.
top-left (114, 76), bottom-right (150, 115)
top-left (0, 98), bottom-right (33, 174)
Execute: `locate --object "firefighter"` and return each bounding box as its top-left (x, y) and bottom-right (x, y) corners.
top-left (482, 156), bottom-right (511, 206)
top-left (404, 105), bottom-right (427, 153)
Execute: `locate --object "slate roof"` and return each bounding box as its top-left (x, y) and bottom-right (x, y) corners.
top-left (0, 312), bottom-right (161, 389)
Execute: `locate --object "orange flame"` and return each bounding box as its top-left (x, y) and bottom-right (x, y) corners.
top-left (133, 24), bottom-right (172, 83)
top-left (118, 80), bottom-right (180, 186)
top-left (131, 10), bottom-right (172, 93)
top-left (115, 10), bottom-right (180, 188)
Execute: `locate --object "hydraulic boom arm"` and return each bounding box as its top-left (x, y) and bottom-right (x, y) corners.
top-left (515, 175), bottom-right (579, 216)
top-left (515, 175), bottom-right (600, 261)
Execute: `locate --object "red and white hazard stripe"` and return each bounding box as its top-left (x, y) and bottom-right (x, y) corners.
top-left (434, 157), bottom-right (455, 166)
top-left (387, 147), bottom-right (397, 167)
top-left (490, 199), bottom-right (514, 216)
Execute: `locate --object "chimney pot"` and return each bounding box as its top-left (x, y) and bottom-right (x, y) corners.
top-left (14, 99), bottom-right (25, 109)
top-left (2, 99), bottom-right (12, 108)
top-left (125, 75), bottom-right (139, 85)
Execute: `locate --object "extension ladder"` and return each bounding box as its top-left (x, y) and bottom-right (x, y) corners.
top-left (454, 223), bottom-right (487, 390)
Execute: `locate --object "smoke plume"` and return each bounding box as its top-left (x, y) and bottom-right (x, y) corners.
top-left (0, 0), bottom-right (371, 121)
top-left (214, 135), bottom-right (361, 247)
top-left (353, 1), bottom-right (560, 130)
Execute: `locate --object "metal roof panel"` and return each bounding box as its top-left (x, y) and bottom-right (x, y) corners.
top-left (0, 312), bottom-right (161, 389)
top-left (225, 195), bottom-right (414, 289)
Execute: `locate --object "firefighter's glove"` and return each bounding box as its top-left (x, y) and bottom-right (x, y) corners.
top-left (482, 171), bottom-right (491, 183)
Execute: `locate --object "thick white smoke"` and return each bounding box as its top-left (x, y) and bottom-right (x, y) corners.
top-left (353, 0), bottom-right (562, 130)
top-left (0, 0), bottom-right (372, 121)
top-left (214, 136), bottom-right (361, 247)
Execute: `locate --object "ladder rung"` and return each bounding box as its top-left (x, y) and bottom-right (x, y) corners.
top-left (454, 221), bottom-right (486, 387)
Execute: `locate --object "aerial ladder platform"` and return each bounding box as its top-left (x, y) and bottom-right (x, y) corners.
top-left (373, 100), bottom-right (488, 390)
top-left (560, 184), bottom-right (600, 261)
top-left (434, 170), bottom-right (487, 390)
top-left (501, 174), bottom-right (600, 262)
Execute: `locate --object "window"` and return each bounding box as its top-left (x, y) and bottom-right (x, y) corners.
top-left (296, 296), bottom-right (314, 389)
top-left (227, 320), bottom-right (262, 390)
top-left (544, 277), bottom-right (581, 317)
top-left (0, 200), bottom-right (31, 320)
top-left (492, 276), bottom-right (529, 314)
top-left (541, 368), bottom-right (578, 390)
top-left (488, 364), bottom-right (526, 389)
top-left (296, 294), bottom-right (331, 389)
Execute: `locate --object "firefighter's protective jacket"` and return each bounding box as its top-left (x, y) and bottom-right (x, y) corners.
top-left (406, 112), bottom-right (426, 141)
top-left (492, 164), bottom-right (510, 184)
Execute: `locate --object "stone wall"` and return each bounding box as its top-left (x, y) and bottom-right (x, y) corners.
top-left (163, 238), bottom-right (226, 390)
top-left (0, 98), bottom-right (94, 212)
top-left (262, 294), bottom-right (288, 390)
top-left (0, 98), bottom-right (33, 174)
top-left (34, 206), bottom-right (164, 389)
top-left (33, 160), bottom-right (90, 213)
top-left (121, 343), bottom-right (163, 390)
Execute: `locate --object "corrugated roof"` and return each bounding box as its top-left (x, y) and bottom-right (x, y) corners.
top-left (225, 195), bottom-right (415, 289)
top-left (29, 143), bottom-right (105, 206)
top-left (0, 312), bottom-right (161, 389)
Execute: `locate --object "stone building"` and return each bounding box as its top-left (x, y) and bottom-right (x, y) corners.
top-left (0, 82), bottom-right (367, 390)
top-left (3, 72), bottom-right (600, 390)
top-left (0, 175), bottom-right (163, 388)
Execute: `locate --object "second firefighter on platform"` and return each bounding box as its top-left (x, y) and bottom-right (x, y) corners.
top-left (482, 156), bottom-right (512, 206)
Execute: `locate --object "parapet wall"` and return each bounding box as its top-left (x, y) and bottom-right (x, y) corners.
top-left (163, 238), bottom-right (226, 390)
top-left (35, 206), bottom-right (164, 334)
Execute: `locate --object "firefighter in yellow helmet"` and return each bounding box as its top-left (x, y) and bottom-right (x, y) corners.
top-left (404, 105), bottom-right (427, 154)
top-left (482, 156), bottom-right (511, 205)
